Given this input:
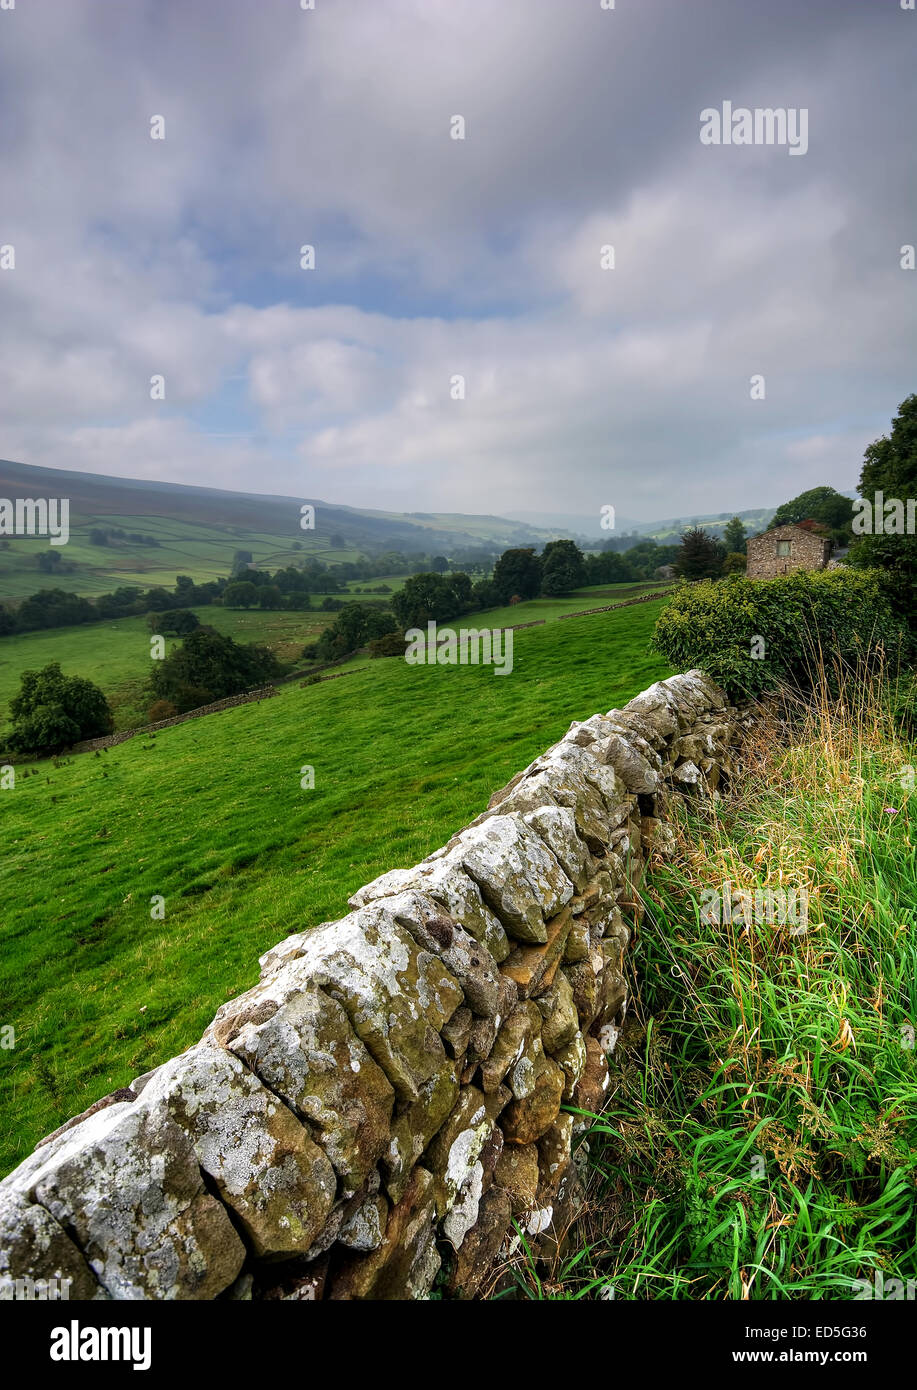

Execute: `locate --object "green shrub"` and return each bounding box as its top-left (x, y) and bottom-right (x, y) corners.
top-left (148, 608), bottom-right (200, 637)
top-left (369, 630), bottom-right (408, 658)
top-left (149, 627), bottom-right (282, 712)
top-left (651, 569), bottom-right (903, 700)
top-left (6, 662), bottom-right (113, 754)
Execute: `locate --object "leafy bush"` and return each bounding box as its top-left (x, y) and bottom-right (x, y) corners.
top-left (390, 572), bottom-right (474, 629)
top-left (149, 627), bottom-right (282, 712)
top-left (848, 393), bottom-right (917, 631)
top-left (369, 630), bottom-right (408, 658)
top-left (6, 662), bottom-right (113, 754)
top-left (148, 609), bottom-right (200, 636)
top-left (147, 698), bottom-right (178, 723)
top-left (651, 569), bottom-right (903, 700)
top-left (313, 602), bottom-right (397, 662)
top-left (540, 539), bottom-right (586, 596)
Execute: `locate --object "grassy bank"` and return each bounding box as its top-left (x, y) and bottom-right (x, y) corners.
top-left (504, 666), bottom-right (917, 1299)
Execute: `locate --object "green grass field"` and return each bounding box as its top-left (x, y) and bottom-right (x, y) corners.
top-left (0, 512), bottom-right (366, 598)
top-left (0, 605), bottom-right (331, 731)
top-left (0, 580), bottom-right (670, 734)
top-left (0, 596), bottom-right (673, 1176)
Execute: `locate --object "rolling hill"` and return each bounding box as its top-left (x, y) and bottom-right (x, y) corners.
top-left (0, 458), bottom-right (563, 598)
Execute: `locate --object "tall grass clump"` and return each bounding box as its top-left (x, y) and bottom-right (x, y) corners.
top-left (501, 657), bottom-right (916, 1299)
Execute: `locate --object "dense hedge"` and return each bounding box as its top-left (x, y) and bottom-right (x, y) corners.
top-left (651, 569), bottom-right (904, 700)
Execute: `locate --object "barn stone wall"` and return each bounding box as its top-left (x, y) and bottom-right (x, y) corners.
top-left (746, 524), bottom-right (831, 580)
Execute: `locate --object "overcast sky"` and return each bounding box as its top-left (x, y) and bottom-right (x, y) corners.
top-left (0, 0), bottom-right (914, 521)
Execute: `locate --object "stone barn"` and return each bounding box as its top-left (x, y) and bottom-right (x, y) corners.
top-left (746, 520), bottom-right (832, 580)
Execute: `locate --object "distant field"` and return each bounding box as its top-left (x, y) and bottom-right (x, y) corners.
top-left (0, 595), bottom-right (673, 1175)
top-left (0, 511), bottom-right (365, 598)
top-left (0, 580), bottom-right (670, 732)
top-left (0, 605), bottom-right (330, 730)
top-left (470, 581), bottom-right (670, 629)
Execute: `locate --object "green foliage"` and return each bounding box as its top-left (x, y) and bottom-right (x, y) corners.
top-left (471, 578), bottom-right (500, 609)
top-left (390, 572), bottom-right (474, 629)
top-left (581, 686), bottom-right (917, 1302)
top-left (652, 568), bottom-right (902, 699)
top-left (672, 527), bottom-right (723, 581)
top-left (888, 670), bottom-right (917, 738)
top-left (848, 393), bottom-right (917, 630)
top-left (369, 630), bottom-right (409, 658)
top-left (722, 516), bottom-right (747, 555)
top-left (491, 547), bottom-right (542, 603)
top-left (149, 626), bottom-right (283, 712)
top-left (6, 661), bottom-right (112, 754)
top-left (540, 539), bottom-right (586, 596)
top-left (16, 588), bottom-right (96, 632)
top-left (722, 551), bottom-right (746, 575)
top-left (771, 485), bottom-right (854, 543)
top-left (147, 609), bottom-right (200, 637)
top-left (222, 580), bottom-right (259, 609)
top-left (314, 602), bottom-right (398, 661)
top-left (583, 550), bottom-right (636, 584)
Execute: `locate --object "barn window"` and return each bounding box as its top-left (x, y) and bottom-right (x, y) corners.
top-left (776, 540), bottom-right (792, 557)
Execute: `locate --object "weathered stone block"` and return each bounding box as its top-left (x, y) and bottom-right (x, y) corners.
top-left (554, 1031), bottom-right (587, 1102)
top-left (494, 1142), bottom-right (540, 1216)
top-left (458, 814), bottom-right (572, 943)
top-left (480, 1002), bottom-right (541, 1094)
top-left (501, 1056), bottom-right (565, 1146)
top-left (384, 890), bottom-right (502, 1017)
top-left (0, 1192), bottom-right (103, 1300)
top-left (329, 1166), bottom-right (440, 1300)
top-left (350, 857), bottom-right (511, 962)
top-left (443, 1185), bottom-right (512, 1300)
top-left (536, 971), bottom-right (579, 1054)
top-left (570, 1036), bottom-right (611, 1125)
top-left (424, 1086), bottom-right (505, 1219)
top-left (537, 1113), bottom-right (574, 1203)
top-left (252, 908), bottom-right (462, 1104)
top-left (29, 1101), bottom-right (245, 1300)
top-left (141, 1042), bottom-right (337, 1259)
top-left (211, 977), bottom-right (394, 1198)
top-left (382, 1059), bottom-right (459, 1204)
top-left (500, 906), bottom-right (574, 999)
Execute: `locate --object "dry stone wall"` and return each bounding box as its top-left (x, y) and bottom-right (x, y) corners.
top-left (0, 669), bottom-right (745, 1301)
